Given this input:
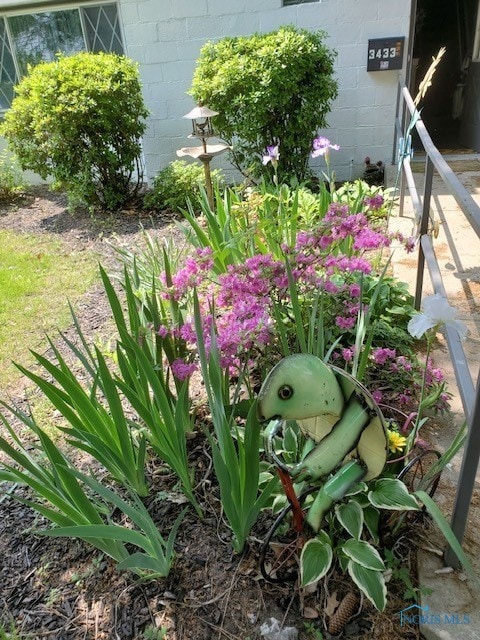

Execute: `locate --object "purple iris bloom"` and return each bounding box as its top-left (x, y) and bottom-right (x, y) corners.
top-left (311, 137), bottom-right (340, 158)
top-left (262, 144), bottom-right (280, 165)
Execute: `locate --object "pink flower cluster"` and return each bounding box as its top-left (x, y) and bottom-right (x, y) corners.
top-left (158, 201), bottom-right (406, 380)
top-left (334, 345), bottom-right (448, 413)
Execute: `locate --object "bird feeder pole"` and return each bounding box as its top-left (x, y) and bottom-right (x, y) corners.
top-left (176, 106), bottom-right (229, 210)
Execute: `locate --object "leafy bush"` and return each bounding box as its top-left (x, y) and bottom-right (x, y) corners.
top-left (144, 160), bottom-right (224, 212)
top-left (0, 152), bottom-right (27, 200)
top-left (1, 52), bottom-right (148, 211)
top-left (189, 26), bottom-right (338, 181)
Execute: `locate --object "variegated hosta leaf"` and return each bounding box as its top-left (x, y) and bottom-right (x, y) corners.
top-left (347, 560), bottom-right (387, 611)
top-left (368, 478), bottom-right (420, 511)
top-left (300, 530), bottom-right (333, 588)
top-left (342, 539), bottom-right (385, 571)
top-left (363, 505), bottom-right (380, 545)
top-left (345, 482), bottom-right (368, 497)
top-left (335, 500), bottom-right (364, 539)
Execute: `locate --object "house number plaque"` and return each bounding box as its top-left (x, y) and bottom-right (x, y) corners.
top-left (367, 37), bottom-right (405, 71)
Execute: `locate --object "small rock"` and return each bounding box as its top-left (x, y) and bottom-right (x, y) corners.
top-left (259, 617), bottom-right (298, 640)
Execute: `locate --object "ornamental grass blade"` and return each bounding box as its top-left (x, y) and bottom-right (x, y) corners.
top-left (414, 490), bottom-right (479, 584)
top-left (285, 260), bottom-right (307, 353)
top-left (417, 422), bottom-right (467, 492)
top-left (193, 291), bottom-right (277, 551)
top-left (347, 560), bottom-right (386, 611)
top-left (41, 524), bottom-right (149, 549)
top-left (18, 340), bottom-right (147, 495)
top-left (61, 301), bottom-right (98, 379)
top-left (99, 265), bottom-right (129, 338)
top-left (113, 336), bottom-right (201, 514)
top-left (115, 552), bottom-right (170, 576)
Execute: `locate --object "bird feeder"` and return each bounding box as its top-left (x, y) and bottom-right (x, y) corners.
top-left (176, 106), bottom-right (229, 209)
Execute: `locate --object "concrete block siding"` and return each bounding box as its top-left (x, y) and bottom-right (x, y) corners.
top-left (119, 0), bottom-right (412, 183)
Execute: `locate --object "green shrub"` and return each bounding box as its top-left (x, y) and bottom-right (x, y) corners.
top-left (144, 160), bottom-right (224, 212)
top-left (189, 26), bottom-right (338, 182)
top-left (1, 52), bottom-right (148, 211)
top-left (0, 151), bottom-right (27, 200)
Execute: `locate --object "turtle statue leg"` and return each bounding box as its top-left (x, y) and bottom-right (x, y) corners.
top-left (307, 459), bottom-right (367, 532)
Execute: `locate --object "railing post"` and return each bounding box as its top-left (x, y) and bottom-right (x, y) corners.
top-left (414, 156), bottom-right (434, 310)
top-left (444, 371), bottom-right (480, 568)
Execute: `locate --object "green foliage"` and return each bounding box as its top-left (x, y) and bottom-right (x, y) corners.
top-left (194, 293), bottom-right (279, 552)
top-left (298, 479), bottom-right (419, 611)
top-left (0, 229), bottom-right (96, 390)
top-left (144, 160), bottom-right (224, 213)
top-left (0, 155), bottom-right (472, 611)
top-left (15, 338), bottom-right (149, 497)
top-left (1, 52), bottom-right (148, 211)
top-left (178, 182), bottom-right (328, 270)
top-left (0, 406), bottom-right (182, 578)
top-left (0, 619), bottom-right (28, 640)
top-left (383, 549), bottom-right (432, 601)
top-left (0, 152), bottom-right (27, 200)
top-left (141, 625), bottom-right (168, 640)
top-left (189, 26), bottom-right (338, 181)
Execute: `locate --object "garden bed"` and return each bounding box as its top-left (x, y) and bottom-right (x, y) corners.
top-left (0, 185), bottom-right (461, 640)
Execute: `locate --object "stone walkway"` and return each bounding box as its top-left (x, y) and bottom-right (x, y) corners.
top-left (388, 156), bottom-right (480, 640)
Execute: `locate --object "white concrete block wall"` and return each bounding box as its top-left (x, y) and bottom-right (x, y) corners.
top-left (118, 0), bottom-right (411, 183)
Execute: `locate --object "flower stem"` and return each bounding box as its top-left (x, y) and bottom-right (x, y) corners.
top-left (405, 331), bottom-right (433, 453)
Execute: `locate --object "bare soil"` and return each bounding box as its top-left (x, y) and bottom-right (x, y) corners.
top-left (0, 186), bottom-right (428, 640)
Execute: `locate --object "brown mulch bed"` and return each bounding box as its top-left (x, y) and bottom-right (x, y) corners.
top-left (0, 186), bottom-right (423, 640)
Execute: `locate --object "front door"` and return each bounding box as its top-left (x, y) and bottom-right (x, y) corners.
top-left (459, 4), bottom-right (480, 150)
top-left (412, 0), bottom-right (480, 150)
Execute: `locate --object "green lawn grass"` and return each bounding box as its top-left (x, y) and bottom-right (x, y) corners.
top-left (0, 229), bottom-right (97, 392)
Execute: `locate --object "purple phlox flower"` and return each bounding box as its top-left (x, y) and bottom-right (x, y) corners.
top-left (372, 347), bottom-right (396, 365)
top-left (364, 194), bottom-right (384, 210)
top-left (262, 143), bottom-right (280, 165)
top-left (324, 202), bottom-right (350, 223)
top-left (396, 355), bottom-right (413, 372)
top-left (195, 246), bottom-right (214, 271)
top-left (335, 315), bottom-right (357, 330)
top-left (157, 325), bottom-right (169, 338)
top-left (404, 236), bottom-right (416, 253)
top-left (325, 255), bottom-right (372, 275)
top-left (349, 283), bottom-right (361, 297)
top-left (323, 279), bottom-right (340, 294)
top-left (398, 391), bottom-right (412, 405)
top-left (179, 322), bottom-right (196, 343)
top-left (341, 347), bottom-right (354, 362)
top-left (430, 367), bottom-right (444, 383)
top-left (372, 389), bottom-right (383, 404)
top-left (311, 137), bottom-right (340, 158)
top-left (170, 256), bottom-right (205, 299)
top-left (353, 228), bottom-right (391, 251)
top-left (170, 358), bottom-right (198, 381)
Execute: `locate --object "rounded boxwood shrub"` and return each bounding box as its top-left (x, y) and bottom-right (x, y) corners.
top-left (189, 26), bottom-right (338, 182)
top-left (1, 52), bottom-right (149, 211)
top-left (144, 160), bottom-right (224, 212)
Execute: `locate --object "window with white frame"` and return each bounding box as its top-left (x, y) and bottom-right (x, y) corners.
top-left (0, 3), bottom-right (124, 110)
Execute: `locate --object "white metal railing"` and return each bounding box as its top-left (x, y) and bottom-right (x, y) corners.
top-left (393, 79), bottom-right (480, 568)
